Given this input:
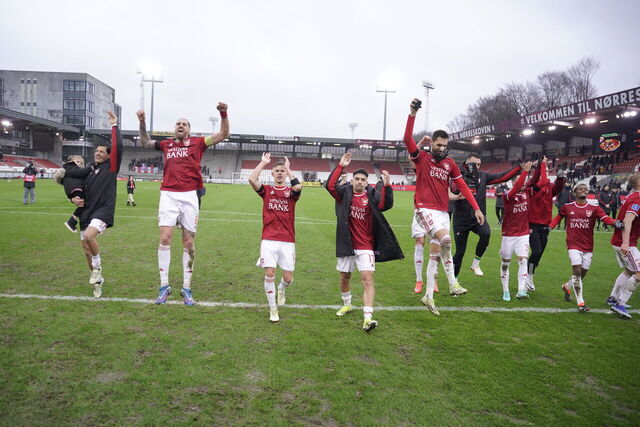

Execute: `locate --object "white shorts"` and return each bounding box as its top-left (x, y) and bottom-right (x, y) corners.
top-left (411, 214), bottom-right (427, 238)
top-left (256, 240), bottom-right (296, 271)
top-left (613, 246), bottom-right (640, 272)
top-left (336, 249), bottom-right (375, 273)
top-left (158, 190), bottom-right (199, 233)
top-left (568, 249), bottom-right (593, 270)
top-left (500, 235), bottom-right (530, 259)
top-left (414, 208), bottom-right (450, 239)
top-left (80, 218), bottom-right (107, 240)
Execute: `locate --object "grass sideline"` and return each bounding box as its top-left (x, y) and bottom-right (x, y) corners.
top-left (0, 179), bottom-right (639, 425)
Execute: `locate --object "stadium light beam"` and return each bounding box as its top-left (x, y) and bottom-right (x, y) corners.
top-left (1, 119), bottom-right (12, 127)
top-left (137, 62), bottom-right (164, 132)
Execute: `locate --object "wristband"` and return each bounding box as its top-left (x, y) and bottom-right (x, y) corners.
top-left (220, 111), bottom-right (228, 119)
top-left (290, 178), bottom-right (300, 187)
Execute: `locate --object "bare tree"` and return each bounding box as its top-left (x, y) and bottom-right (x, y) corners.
top-left (499, 82), bottom-right (542, 116)
top-left (567, 56), bottom-right (600, 102)
top-left (537, 71), bottom-right (571, 109)
top-left (446, 113), bottom-right (474, 133)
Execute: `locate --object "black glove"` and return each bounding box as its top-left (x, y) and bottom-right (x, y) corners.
top-left (411, 99), bottom-right (422, 110)
top-left (615, 220), bottom-right (624, 229)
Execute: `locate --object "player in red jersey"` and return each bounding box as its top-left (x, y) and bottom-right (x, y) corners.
top-left (404, 98), bottom-right (484, 315)
top-left (137, 103), bottom-right (230, 306)
top-left (607, 173), bottom-right (640, 318)
top-left (249, 153), bottom-right (302, 322)
top-left (525, 157), bottom-right (566, 291)
top-left (326, 153), bottom-right (403, 332)
top-left (499, 161), bottom-right (534, 301)
top-left (549, 183), bottom-right (621, 312)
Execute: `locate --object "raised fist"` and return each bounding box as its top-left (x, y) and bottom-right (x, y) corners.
top-left (217, 102), bottom-right (228, 113)
top-left (410, 98), bottom-right (422, 115)
top-left (136, 110), bottom-right (146, 123)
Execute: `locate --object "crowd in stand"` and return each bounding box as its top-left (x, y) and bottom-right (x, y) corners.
top-left (129, 156), bottom-right (163, 172)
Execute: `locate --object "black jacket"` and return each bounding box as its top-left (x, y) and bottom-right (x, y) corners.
top-left (452, 165), bottom-right (521, 228)
top-left (22, 165), bottom-right (37, 188)
top-left (325, 165), bottom-right (403, 261)
top-left (62, 162), bottom-right (93, 199)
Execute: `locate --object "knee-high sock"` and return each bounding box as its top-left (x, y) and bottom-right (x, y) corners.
top-left (264, 276), bottom-right (276, 309)
top-left (501, 260), bottom-right (510, 293)
top-left (279, 278), bottom-right (291, 290)
top-left (91, 253), bottom-right (101, 269)
top-left (571, 275), bottom-right (584, 305)
top-left (611, 272), bottom-right (629, 300)
top-left (426, 255), bottom-right (440, 298)
top-left (517, 258), bottom-right (528, 293)
top-left (439, 236), bottom-right (457, 286)
top-left (183, 248), bottom-right (194, 290)
top-left (618, 276), bottom-right (639, 305)
top-left (158, 244), bottom-right (171, 287)
top-left (341, 291), bottom-right (352, 306)
top-left (414, 244), bottom-right (424, 282)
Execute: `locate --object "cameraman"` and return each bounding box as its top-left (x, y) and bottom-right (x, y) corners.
top-left (451, 154), bottom-right (521, 278)
top-left (22, 161), bottom-right (38, 204)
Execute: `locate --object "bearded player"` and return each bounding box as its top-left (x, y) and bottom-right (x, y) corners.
top-left (607, 173), bottom-right (640, 319)
top-left (404, 98), bottom-right (484, 316)
top-left (137, 103), bottom-right (230, 306)
top-left (248, 153), bottom-right (302, 322)
top-left (550, 183), bottom-right (621, 312)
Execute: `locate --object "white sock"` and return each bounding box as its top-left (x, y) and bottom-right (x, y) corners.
top-left (264, 276), bottom-right (276, 309)
top-left (341, 291), bottom-right (352, 306)
top-left (501, 260), bottom-right (510, 293)
top-left (572, 275), bottom-right (584, 305)
top-left (611, 272), bottom-right (629, 300)
top-left (618, 276), bottom-right (639, 305)
top-left (517, 258), bottom-right (528, 293)
top-left (440, 237), bottom-right (457, 286)
top-left (158, 245), bottom-right (170, 287)
top-left (91, 253), bottom-right (101, 269)
top-left (472, 257), bottom-right (480, 268)
top-left (363, 306), bottom-right (373, 321)
top-left (279, 278), bottom-right (291, 290)
top-left (183, 248), bottom-right (194, 290)
top-left (414, 244), bottom-right (424, 282)
top-left (426, 255), bottom-right (440, 298)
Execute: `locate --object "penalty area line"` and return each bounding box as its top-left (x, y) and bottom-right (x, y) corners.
top-left (0, 293), bottom-right (636, 315)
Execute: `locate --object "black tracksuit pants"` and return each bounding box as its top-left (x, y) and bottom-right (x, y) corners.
top-left (528, 223), bottom-right (549, 274)
top-left (452, 221), bottom-right (491, 277)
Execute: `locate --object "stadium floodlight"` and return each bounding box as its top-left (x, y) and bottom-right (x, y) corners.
top-left (421, 80), bottom-right (435, 132)
top-left (548, 125), bottom-right (557, 131)
top-left (209, 116), bottom-right (219, 133)
top-left (376, 72), bottom-right (400, 140)
top-left (1, 119), bottom-right (11, 127)
top-left (584, 117), bottom-right (596, 125)
top-left (472, 138), bottom-right (481, 144)
top-left (137, 62), bottom-right (164, 132)
top-left (348, 122), bottom-right (358, 138)
top-left (522, 129), bottom-right (535, 136)
top-left (622, 111), bottom-right (637, 118)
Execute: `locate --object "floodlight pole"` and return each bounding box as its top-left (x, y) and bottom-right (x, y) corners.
top-left (348, 122), bottom-right (358, 138)
top-left (209, 116), bottom-right (219, 133)
top-left (143, 76), bottom-right (163, 132)
top-left (376, 89), bottom-right (395, 140)
top-left (421, 80), bottom-right (435, 132)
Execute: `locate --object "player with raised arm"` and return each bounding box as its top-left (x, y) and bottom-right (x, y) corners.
top-left (248, 153), bottom-right (302, 322)
top-left (403, 98), bottom-right (484, 316)
top-left (499, 161), bottom-right (534, 301)
top-left (325, 153), bottom-right (403, 331)
top-left (137, 103), bottom-right (230, 306)
top-left (607, 173), bottom-right (640, 318)
top-left (550, 183), bottom-right (622, 311)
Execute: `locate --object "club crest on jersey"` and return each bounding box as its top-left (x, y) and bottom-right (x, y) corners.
top-left (184, 140), bottom-right (191, 147)
top-left (443, 163), bottom-right (451, 170)
top-left (362, 197), bottom-right (369, 206)
top-left (284, 190), bottom-right (291, 198)
top-left (586, 210), bottom-right (593, 217)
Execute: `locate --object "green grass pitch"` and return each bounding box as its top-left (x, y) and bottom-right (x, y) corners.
top-left (0, 179), bottom-right (638, 425)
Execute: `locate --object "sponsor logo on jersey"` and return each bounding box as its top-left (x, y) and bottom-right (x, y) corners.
top-left (632, 204), bottom-right (640, 212)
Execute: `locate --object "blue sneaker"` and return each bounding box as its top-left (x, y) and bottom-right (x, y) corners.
top-left (611, 304), bottom-right (632, 319)
top-left (605, 296), bottom-right (617, 306)
top-left (502, 291), bottom-right (511, 302)
top-left (516, 290), bottom-right (529, 299)
top-left (155, 286), bottom-right (171, 304)
top-left (180, 288), bottom-right (196, 306)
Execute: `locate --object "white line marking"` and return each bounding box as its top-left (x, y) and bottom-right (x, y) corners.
top-left (0, 293), bottom-right (636, 314)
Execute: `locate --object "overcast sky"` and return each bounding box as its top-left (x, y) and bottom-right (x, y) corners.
top-left (1, 0), bottom-right (639, 138)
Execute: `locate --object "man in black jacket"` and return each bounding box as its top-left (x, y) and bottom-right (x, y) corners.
top-left (451, 154), bottom-right (521, 279)
top-left (22, 161), bottom-right (38, 204)
top-left (70, 111), bottom-right (123, 298)
top-left (325, 152), bottom-right (403, 332)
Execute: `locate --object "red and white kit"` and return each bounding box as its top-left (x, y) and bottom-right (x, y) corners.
top-left (256, 184), bottom-right (299, 271)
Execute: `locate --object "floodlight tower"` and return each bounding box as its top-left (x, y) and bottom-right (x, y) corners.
top-left (348, 122), bottom-right (358, 138)
top-left (137, 63), bottom-right (164, 132)
top-left (422, 80), bottom-right (435, 132)
top-left (209, 116), bottom-right (219, 133)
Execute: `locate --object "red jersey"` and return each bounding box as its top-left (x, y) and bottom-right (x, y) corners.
top-left (156, 137), bottom-right (207, 191)
top-left (559, 202), bottom-right (610, 252)
top-left (349, 192), bottom-right (374, 250)
top-left (412, 151), bottom-right (462, 211)
top-left (258, 184), bottom-right (299, 243)
top-left (611, 191), bottom-right (640, 247)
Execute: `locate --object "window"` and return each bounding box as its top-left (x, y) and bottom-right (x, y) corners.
top-left (20, 102), bottom-right (24, 106)
top-left (64, 115), bottom-right (85, 126)
top-left (33, 102), bottom-right (37, 106)
top-left (26, 79), bottom-right (31, 84)
top-left (63, 99), bottom-right (86, 110)
top-left (86, 116), bottom-right (94, 127)
top-left (20, 79), bottom-right (24, 84)
top-left (64, 80), bottom-right (87, 92)
top-left (26, 102), bottom-right (30, 107)
top-left (87, 82), bottom-right (95, 94)
top-left (87, 101), bottom-right (94, 112)
top-left (33, 79), bottom-right (37, 84)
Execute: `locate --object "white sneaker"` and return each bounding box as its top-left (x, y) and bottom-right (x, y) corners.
top-left (470, 264), bottom-right (484, 276)
top-left (89, 268), bottom-right (103, 285)
top-left (421, 295), bottom-right (440, 316)
top-left (277, 285), bottom-right (286, 306)
top-left (269, 308), bottom-right (280, 322)
top-left (93, 278), bottom-right (104, 298)
top-left (526, 276), bottom-right (536, 292)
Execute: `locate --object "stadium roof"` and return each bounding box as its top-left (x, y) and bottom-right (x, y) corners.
top-left (0, 107), bottom-right (81, 133)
